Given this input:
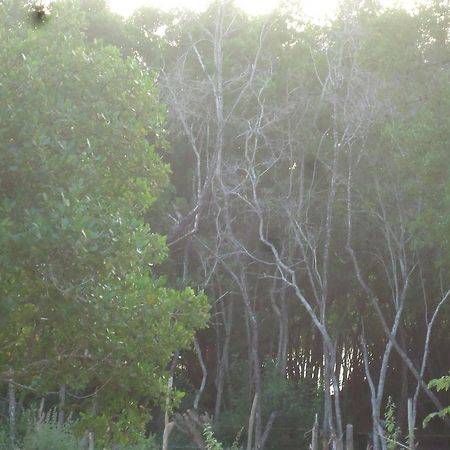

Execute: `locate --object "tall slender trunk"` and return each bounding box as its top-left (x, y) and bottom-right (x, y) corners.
top-left (214, 300), bottom-right (233, 419)
top-left (398, 327), bottom-right (409, 431)
top-left (323, 343), bottom-right (333, 440)
top-left (193, 338), bottom-right (207, 410)
top-left (163, 352), bottom-right (179, 450)
top-left (8, 369), bottom-right (16, 449)
top-left (247, 393), bottom-right (258, 450)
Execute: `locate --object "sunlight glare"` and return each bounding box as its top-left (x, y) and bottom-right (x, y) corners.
top-left (108, 0), bottom-right (417, 23)
top-left (108, 0), bottom-right (338, 20)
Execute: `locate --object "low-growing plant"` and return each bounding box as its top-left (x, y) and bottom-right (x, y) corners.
top-left (384, 396), bottom-right (401, 450)
top-left (119, 434), bottom-right (159, 450)
top-left (0, 425), bottom-right (9, 450)
top-left (204, 423), bottom-right (224, 450)
top-left (22, 409), bottom-right (82, 450)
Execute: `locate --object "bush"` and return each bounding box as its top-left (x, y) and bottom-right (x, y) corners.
top-left (118, 434), bottom-right (159, 450)
top-left (23, 412), bottom-right (82, 450)
top-left (0, 425), bottom-right (9, 450)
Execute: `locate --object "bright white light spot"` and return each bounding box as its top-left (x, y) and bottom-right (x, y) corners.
top-left (108, 0), bottom-right (331, 20)
top-left (108, 0), bottom-right (417, 22)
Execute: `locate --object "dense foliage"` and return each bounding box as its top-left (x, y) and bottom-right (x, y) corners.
top-left (0, 1), bottom-right (208, 447)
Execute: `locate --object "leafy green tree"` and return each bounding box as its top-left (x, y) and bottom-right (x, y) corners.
top-left (0, 0), bottom-right (208, 445)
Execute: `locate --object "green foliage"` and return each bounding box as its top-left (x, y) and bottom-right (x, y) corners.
top-left (0, 0), bottom-right (208, 445)
top-left (0, 426), bottom-right (9, 450)
top-left (23, 411), bottom-right (82, 450)
top-left (428, 374), bottom-right (450, 392)
top-left (0, 408), bottom-right (82, 450)
top-left (423, 374), bottom-right (450, 427)
top-left (215, 360), bottom-right (321, 450)
top-left (115, 434), bottom-right (159, 450)
top-left (203, 423), bottom-right (224, 450)
top-left (384, 397), bottom-right (401, 450)
top-left (0, 407), bottom-right (159, 450)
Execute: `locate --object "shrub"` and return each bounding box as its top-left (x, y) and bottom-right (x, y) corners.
top-left (22, 411), bottom-right (82, 450)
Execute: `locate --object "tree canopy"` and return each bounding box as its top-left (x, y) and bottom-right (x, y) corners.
top-left (0, 1), bottom-right (208, 446)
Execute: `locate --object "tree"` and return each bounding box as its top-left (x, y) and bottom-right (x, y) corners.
top-left (130, 1), bottom-right (450, 448)
top-left (0, 1), bottom-right (208, 446)
top-left (27, 1), bottom-right (450, 448)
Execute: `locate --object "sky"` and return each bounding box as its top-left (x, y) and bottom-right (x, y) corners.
top-left (108, 0), bottom-right (417, 22)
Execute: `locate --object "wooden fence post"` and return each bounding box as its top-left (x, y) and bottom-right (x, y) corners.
top-left (408, 398), bottom-right (415, 450)
top-left (311, 413), bottom-right (318, 450)
top-left (346, 424), bottom-right (353, 450)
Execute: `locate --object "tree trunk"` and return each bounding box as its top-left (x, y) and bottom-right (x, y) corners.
top-left (193, 337), bottom-right (207, 410)
top-left (407, 398), bottom-right (415, 450)
top-left (247, 393), bottom-right (258, 450)
top-left (8, 369), bottom-right (16, 449)
top-left (346, 424), bottom-right (353, 450)
top-left (163, 352), bottom-right (179, 450)
top-left (312, 414), bottom-right (319, 450)
top-left (214, 299), bottom-right (233, 420)
top-left (162, 422), bottom-right (175, 450)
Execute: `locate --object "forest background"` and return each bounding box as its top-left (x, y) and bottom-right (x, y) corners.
top-left (0, 0), bottom-right (449, 449)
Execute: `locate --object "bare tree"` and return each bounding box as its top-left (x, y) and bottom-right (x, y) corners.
top-left (156, 3), bottom-right (450, 448)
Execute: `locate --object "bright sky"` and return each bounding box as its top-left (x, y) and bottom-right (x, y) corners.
top-left (108, 0), bottom-right (417, 22)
